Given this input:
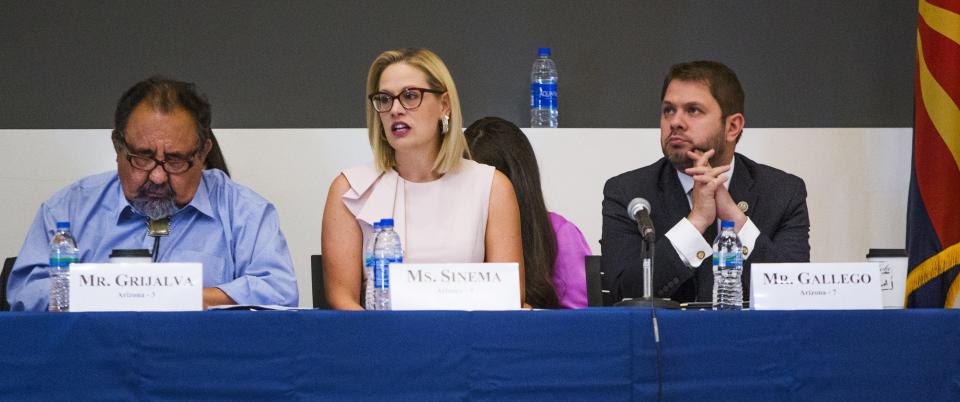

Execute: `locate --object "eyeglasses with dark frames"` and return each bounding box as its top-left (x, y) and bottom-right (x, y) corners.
top-left (368, 87), bottom-right (445, 112)
top-left (121, 144), bottom-right (201, 174)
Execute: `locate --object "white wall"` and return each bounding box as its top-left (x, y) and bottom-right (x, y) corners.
top-left (0, 128), bottom-right (912, 307)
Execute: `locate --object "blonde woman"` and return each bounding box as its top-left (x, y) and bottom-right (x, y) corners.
top-left (321, 48), bottom-right (524, 310)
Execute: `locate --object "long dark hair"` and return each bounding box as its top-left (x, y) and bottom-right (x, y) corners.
top-left (205, 132), bottom-right (230, 177)
top-left (465, 117), bottom-right (559, 309)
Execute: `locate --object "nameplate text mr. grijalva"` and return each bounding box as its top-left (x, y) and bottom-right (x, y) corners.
top-left (69, 263), bottom-right (202, 312)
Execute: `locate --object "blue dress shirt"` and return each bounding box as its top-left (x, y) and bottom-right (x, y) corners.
top-left (6, 169), bottom-right (298, 311)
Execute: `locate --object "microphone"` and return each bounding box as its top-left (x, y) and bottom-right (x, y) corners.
top-left (627, 198), bottom-right (655, 242)
top-left (614, 197), bottom-right (680, 309)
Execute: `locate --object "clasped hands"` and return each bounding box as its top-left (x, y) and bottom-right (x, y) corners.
top-left (685, 149), bottom-right (746, 234)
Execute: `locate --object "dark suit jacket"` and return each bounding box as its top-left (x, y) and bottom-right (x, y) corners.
top-left (600, 153), bottom-right (810, 305)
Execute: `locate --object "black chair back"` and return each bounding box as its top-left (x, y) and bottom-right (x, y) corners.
top-left (1, 257), bottom-right (15, 311)
top-left (585, 255), bottom-right (605, 307)
top-left (310, 255), bottom-right (329, 309)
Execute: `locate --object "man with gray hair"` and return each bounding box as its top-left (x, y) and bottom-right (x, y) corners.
top-left (6, 76), bottom-right (298, 311)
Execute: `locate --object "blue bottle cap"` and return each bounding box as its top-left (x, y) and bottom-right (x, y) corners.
top-left (373, 220), bottom-right (382, 229)
top-left (56, 221), bottom-right (70, 229)
top-left (380, 218), bottom-right (394, 227)
top-left (720, 221), bottom-right (735, 230)
top-left (538, 47), bottom-right (551, 57)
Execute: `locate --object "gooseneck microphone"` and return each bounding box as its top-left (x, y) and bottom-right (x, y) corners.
top-left (627, 198), bottom-right (655, 298)
top-left (628, 197), bottom-right (655, 242)
top-left (620, 198), bottom-right (676, 402)
top-left (615, 197), bottom-right (680, 310)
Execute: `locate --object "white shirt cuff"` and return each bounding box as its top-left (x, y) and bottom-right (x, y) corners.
top-left (665, 218), bottom-right (712, 268)
top-left (738, 218), bottom-right (760, 260)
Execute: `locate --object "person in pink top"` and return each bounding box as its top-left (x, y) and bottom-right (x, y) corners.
top-left (465, 117), bottom-right (592, 309)
top-left (321, 49), bottom-right (525, 310)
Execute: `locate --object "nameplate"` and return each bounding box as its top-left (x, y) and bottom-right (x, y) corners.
top-left (69, 263), bottom-right (203, 312)
top-left (750, 263), bottom-right (883, 310)
top-left (390, 263), bottom-right (521, 311)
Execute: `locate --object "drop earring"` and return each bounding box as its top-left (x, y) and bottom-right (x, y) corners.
top-left (441, 115), bottom-right (450, 135)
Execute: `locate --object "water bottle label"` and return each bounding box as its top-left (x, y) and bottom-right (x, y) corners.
top-left (373, 257), bottom-right (401, 288)
top-left (530, 82), bottom-right (558, 109)
top-left (720, 253), bottom-right (741, 269)
top-left (49, 257), bottom-right (77, 268)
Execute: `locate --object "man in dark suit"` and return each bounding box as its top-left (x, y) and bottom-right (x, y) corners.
top-left (601, 61), bottom-right (810, 305)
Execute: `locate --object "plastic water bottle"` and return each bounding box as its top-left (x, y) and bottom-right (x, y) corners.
top-left (530, 47), bottom-right (558, 128)
top-left (372, 218), bottom-right (403, 311)
top-left (363, 220), bottom-right (382, 310)
top-left (49, 221), bottom-right (79, 312)
top-left (712, 221), bottom-right (744, 310)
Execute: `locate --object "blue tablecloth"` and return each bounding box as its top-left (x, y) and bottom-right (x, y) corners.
top-left (1, 308), bottom-right (957, 400)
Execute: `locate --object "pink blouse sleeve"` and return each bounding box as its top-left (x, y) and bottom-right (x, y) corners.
top-left (549, 213), bottom-right (593, 308)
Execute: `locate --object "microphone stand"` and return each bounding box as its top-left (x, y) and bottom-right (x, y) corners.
top-left (615, 226), bottom-right (680, 309)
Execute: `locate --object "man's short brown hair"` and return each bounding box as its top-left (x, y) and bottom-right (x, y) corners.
top-left (660, 60), bottom-right (745, 120)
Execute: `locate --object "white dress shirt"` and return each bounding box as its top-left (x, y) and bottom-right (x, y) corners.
top-left (663, 157), bottom-right (760, 268)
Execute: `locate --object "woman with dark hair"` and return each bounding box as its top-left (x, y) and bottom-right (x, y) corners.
top-left (465, 117), bottom-right (591, 308)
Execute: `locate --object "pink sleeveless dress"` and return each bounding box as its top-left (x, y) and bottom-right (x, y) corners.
top-left (340, 159), bottom-right (494, 263)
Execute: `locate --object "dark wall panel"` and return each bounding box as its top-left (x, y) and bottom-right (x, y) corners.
top-left (0, 1), bottom-right (915, 129)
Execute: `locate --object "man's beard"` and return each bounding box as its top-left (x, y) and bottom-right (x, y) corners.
top-left (663, 127), bottom-right (727, 171)
top-left (130, 181), bottom-right (177, 220)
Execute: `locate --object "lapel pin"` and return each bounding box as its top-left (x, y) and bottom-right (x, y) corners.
top-left (737, 201), bottom-right (749, 213)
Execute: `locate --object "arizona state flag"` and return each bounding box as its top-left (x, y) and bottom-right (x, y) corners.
top-left (906, 0), bottom-right (960, 307)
